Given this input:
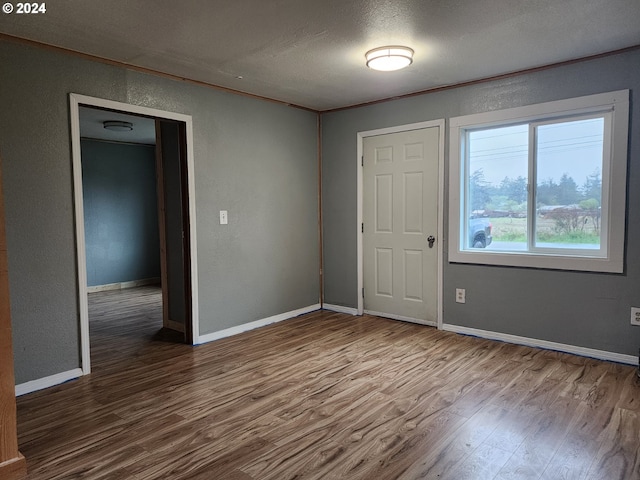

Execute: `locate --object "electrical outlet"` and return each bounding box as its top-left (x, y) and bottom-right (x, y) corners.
top-left (631, 307), bottom-right (640, 326)
top-left (456, 288), bottom-right (466, 304)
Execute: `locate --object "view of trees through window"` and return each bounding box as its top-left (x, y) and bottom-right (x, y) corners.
top-left (467, 118), bottom-right (604, 250)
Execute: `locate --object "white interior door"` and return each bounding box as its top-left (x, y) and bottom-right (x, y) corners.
top-left (363, 127), bottom-right (439, 325)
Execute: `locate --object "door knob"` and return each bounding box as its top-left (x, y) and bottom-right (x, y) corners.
top-left (427, 236), bottom-right (435, 248)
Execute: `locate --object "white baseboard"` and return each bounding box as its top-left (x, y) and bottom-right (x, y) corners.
top-left (323, 304), bottom-right (358, 315)
top-left (87, 277), bottom-right (160, 293)
top-left (365, 309), bottom-right (437, 327)
top-left (195, 304), bottom-right (321, 345)
top-left (443, 324), bottom-right (638, 366)
top-left (15, 368), bottom-right (83, 397)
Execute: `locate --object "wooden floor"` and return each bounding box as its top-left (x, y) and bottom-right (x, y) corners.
top-left (16, 286), bottom-right (640, 479)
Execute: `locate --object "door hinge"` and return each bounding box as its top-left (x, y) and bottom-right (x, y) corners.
top-left (361, 156), bottom-right (364, 167)
top-left (361, 223), bottom-right (364, 233)
top-left (362, 287), bottom-right (365, 298)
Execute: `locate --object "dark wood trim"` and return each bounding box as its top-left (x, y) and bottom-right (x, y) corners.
top-left (0, 33), bottom-right (316, 113)
top-left (177, 122), bottom-right (193, 345)
top-left (0, 457), bottom-right (27, 480)
top-left (0, 153), bottom-right (27, 479)
top-left (317, 114), bottom-right (324, 306)
top-left (155, 119), bottom-right (193, 344)
top-left (154, 119), bottom-right (170, 332)
top-left (321, 44), bottom-right (640, 113)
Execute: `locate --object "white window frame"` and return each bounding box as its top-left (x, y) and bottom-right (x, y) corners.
top-left (449, 90), bottom-right (629, 273)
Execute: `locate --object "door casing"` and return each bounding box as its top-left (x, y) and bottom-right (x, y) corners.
top-left (70, 93), bottom-right (200, 375)
top-left (156, 119), bottom-right (193, 343)
top-left (357, 120), bottom-right (444, 329)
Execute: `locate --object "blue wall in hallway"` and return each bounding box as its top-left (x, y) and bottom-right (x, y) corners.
top-left (81, 139), bottom-right (160, 287)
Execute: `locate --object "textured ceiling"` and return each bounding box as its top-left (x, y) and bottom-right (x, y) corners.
top-left (1, 0), bottom-right (639, 111)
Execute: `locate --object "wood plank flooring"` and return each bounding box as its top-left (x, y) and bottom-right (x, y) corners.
top-left (16, 286), bottom-right (640, 479)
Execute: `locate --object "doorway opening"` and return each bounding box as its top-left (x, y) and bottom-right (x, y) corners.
top-left (70, 94), bottom-right (199, 376)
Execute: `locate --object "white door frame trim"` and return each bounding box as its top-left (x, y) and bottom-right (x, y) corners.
top-left (357, 120), bottom-right (445, 329)
top-left (70, 93), bottom-right (200, 375)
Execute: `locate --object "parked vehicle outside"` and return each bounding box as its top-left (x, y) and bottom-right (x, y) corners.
top-left (469, 218), bottom-right (492, 248)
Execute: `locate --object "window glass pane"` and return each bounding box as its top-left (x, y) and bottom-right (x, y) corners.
top-left (535, 118), bottom-right (604, 249)
top-left (467, 124), bottom-right (528, 250)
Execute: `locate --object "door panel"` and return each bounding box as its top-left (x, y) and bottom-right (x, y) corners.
top-left (375, 247), bottom-right (394, 297)
top-left (375, 174), bottom-right (393, 233)
top-left (404, 172), bottom-right (424, 233)
top-left (404, 249), bottom-right (423, 301)
top-left (404, 142), bottom-right (424, 161)
top-left (363, 127), bottom-right (439, 324)
top-left (375, 146), bottom-right (393, 164)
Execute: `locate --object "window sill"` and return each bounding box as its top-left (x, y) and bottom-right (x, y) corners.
top-left (448, 249), bottom-right (623, 273)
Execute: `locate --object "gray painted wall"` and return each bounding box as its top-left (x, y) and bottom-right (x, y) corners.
top-left (1, 39), bottom-right (319, 384)
top-left (81, 139), bottom-right (160, 287)
top-left (322, 49), bottom-right (640, 356)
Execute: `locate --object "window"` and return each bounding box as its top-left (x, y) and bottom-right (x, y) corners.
top-left (449, 90), bottom-right (629, 273)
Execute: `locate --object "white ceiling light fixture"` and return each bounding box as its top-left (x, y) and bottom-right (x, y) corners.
top-left (103, 120), bottom-right (134, 131)
top-left (365, 46), bottom-right (414, 72)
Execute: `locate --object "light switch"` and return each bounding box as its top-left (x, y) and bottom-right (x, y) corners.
top-left (219, 210), bottom-right (228, 225)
